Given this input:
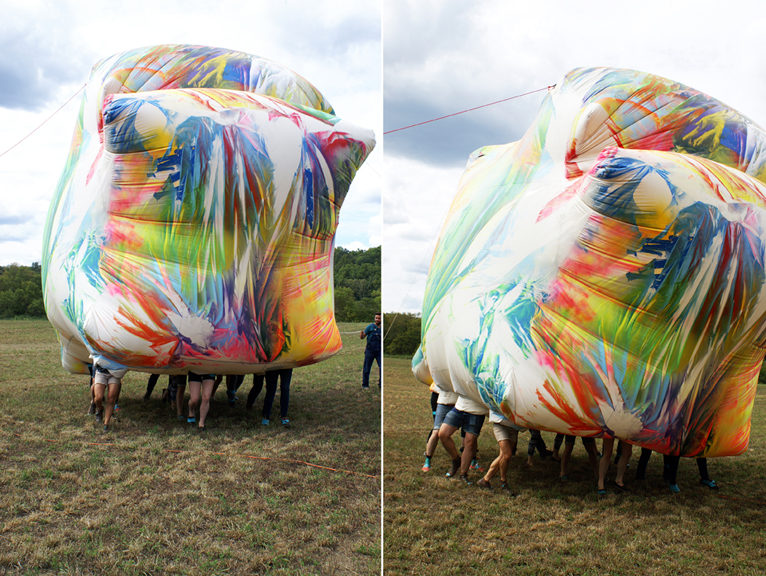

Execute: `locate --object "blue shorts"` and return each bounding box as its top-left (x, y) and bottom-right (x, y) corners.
top-left (442, 408), bottom-right (485, 436)
top-left (432, 403), bottom-right (455, 431)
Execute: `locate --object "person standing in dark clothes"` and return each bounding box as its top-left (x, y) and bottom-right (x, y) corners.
top-left (260, 368), bottom-right (293, 428)
top-left (360, 313), bottom-right (381, 389)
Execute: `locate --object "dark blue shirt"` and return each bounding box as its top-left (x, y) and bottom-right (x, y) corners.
top-left (363, 323), bottom-right (381, 352)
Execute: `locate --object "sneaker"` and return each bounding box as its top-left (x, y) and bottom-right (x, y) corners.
top-left (500, 482), bottom-right (515, 496)
top-left (668, 483), bottom-right (681, 493)
top-left (227, 392), bottom-right (238, 407)
top-left (700, 478), bottom-right (719, 490)
top-left (361, 385), bottom-right (370, 390)
top-left (95, 410), bottom-right (103, 423)
top-left (477, 478), bottom-right (492, 491)
top-left (446, 457), bottom-right (461, 478)
top-left (261, 418), bottom-right (269, 426)
top-left (422, 457), bottom-right (431, 472)
top-left (87, 402), bottom-right (96, 415)
top-left (470, 459), bottom-right (485, 472)
top-left (102, 424), bottom-right (109, 433)
top-left (176, 414), bottom-right (185, 421)
top-left (187, 416), bottom-right (196, 424)
top-left (281, 418), bottom-right (291, 428)
top-left (114, 404), bottom-right (121, 412)
top-left (459, 474), bottom-right (473, 486)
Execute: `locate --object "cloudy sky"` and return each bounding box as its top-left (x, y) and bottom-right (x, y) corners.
top-left (383, 0), bottom-right (766, 313)
top-left (0, 0), bottom-right (381, 267)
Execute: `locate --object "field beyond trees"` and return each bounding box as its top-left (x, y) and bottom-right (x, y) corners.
top-left (0, 320), bottom-right (381, 575)
top-left (384, 355), bottom-right (766, 576)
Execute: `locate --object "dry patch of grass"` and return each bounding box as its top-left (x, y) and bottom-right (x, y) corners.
top-left (383, 355), bottom-right (766, 576)
top-left (0, 320), bottom-right (380, 575)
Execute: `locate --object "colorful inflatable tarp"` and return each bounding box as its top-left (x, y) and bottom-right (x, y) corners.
top-left (413, 67), bottom-right (766, 457)
top-left (42, 44), bottom-right (375, 376)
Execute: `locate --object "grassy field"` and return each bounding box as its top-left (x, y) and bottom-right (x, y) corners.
top-left (383, 355), bottom-right (766, 576)
top-left (0, 319), bottom-right (381, 575)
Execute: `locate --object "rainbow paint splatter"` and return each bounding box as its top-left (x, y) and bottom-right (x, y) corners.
top-left (43, 44), bottom-right (375, 375)
top-left (414, 67), bottom-right (766, 457)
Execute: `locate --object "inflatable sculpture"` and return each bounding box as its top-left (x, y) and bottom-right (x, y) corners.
top-left (413, 67), bottom-right (766, 457)
top-left (42, 44), bottom-right (375, 375)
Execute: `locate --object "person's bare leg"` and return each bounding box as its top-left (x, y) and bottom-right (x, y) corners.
top-left (615, 441), bottom-right (632, 486)
top-left (560, 442), bottom-right (574, 478)
top-left (438, 423), bottom-right (462, 476)
top-left (425, 429), bottom-right (440, 458)
top-left (103, 382), bottom-right (121, 427)
top-left (175, 384), bottom-right (186, 418)
top-left (585, 442), bottom-right (599, 478)
top-left (482, 439), bottom-right (510, 486)
top-left (460, 433), bottom-right (478, 476)
top-left (438, 423), bottom-right (460, 460)
top-left (497, 440), bottom-right (512, 483)
top-left (93, 383), bottom-right (106, 421)
top-left (598, 438), bottom-right (615, 491)
top-left (483, 453), bottom-right (502, 483)
top-left (199, 378), bottom-right (214, 428)
top-left (188, 381), bottom-right (201, 420)
top-left (211, 375), bottom-right (223, 396)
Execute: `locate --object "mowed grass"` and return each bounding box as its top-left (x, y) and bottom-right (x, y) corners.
top-left (0, 319), bottom-right (381, 575)
top-left (383, 356), bottom-right (766, 576)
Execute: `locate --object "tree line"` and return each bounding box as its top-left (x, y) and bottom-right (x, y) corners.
top-left (0, 246), bottom-right (383, 323)
top-left (333, 245), bottom-right (381, 322)
top-left (0, 263), bottom-right (45, 318)
top-left (382, 312), bottom-right (421, 357)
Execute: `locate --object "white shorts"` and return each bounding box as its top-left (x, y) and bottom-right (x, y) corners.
top-left (493, 423), bottom-right (519, 443)
top-left (94, 372), bottom-right (121, 386)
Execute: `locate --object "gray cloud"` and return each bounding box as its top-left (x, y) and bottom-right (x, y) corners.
top-left (0, 8), bottom-right (94, 111)
top-left (384, 94), bottom-right (543, 166)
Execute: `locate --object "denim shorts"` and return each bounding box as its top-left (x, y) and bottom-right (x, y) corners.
top-left (432, 403), bottom-right (455, 431)
top-left (442, 408), bottom-right (485, 436)
top-left (188, 372), bottom-right (216, 383)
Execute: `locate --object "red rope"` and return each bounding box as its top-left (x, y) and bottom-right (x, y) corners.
top-left (383, 85), bottom-right (554, 135)
top-left (0, 84), bottom-right (86, 159)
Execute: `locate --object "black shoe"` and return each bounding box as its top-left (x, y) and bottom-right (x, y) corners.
top-left (477, 478), bottom-right (492, 491)
top-left (459, 474), bottom-right (473, 486)
top-left (700, 478), bottom-right (719, 490)
top-left (446, 457), bottom-right (461, 478)
top-left (500, 482), bottom-right (516, 496)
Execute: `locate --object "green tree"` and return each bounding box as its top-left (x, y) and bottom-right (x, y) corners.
top-left (334, 286), bottom-right (357, 322)
top-left (333, 246), bottom-right (380, 321)
top-left (0, 263), bottom-right (45, 318)
top-left (383, 312), bottom-right (422, 356)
